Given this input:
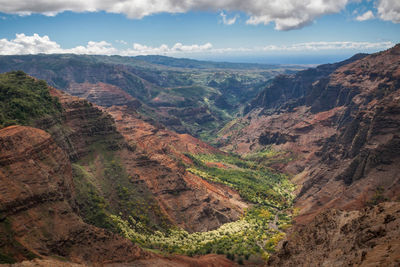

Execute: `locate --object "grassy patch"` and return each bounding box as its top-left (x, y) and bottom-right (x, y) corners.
top-left (72, 164), bottom-right (116, 230)
top-left (110, 151), bottom-right (295, 261)
top-left (0, 218), bottom-right (38, 263)
top-left (243, 147), bottom-right (296, 168)
top-left (186, 153), bottom-right (294, 209)
top-left (72, 143), bottom-right (170, 235)
top-left (0, 71), bottom-right (62, 128)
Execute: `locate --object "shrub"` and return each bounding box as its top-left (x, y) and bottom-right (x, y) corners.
top-left (0, 71), bottom-right (62, 128)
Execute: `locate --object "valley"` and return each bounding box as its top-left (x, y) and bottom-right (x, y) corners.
top-left (0, 45), bottom-right (399, 267)
top-left (0, 54), bottom-right (303, 142)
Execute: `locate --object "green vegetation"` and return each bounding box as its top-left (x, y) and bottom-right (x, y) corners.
top-left (0, 253), bottom-right (16, 264)
top-left (108, 151), bottom-right (295, 261)
top-left (0, 71), bottom-right (62, 128)
top-left (367, 186), bottom-right (389, 206)
top-left (170, 85), bottom-right (210, 99)
top-left (0, 54), bottom-right (304, 141)
top-left (110, 208), bottom-right (288, 259)
top-left (72, 164), bottom-right (116, 231)
top-left (0, 218), bottom-right (38, 264)
top-left (72, 142), bottom-right (170, 235)
top-left (187, 153), bottom-right (294, 208)
top-left (243, 146), bottom-right (296, 168)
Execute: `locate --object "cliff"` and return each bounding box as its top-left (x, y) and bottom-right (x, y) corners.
top-left (0, 125), bottom-right (147, 264)
top-left (0, 71), bottom-right (244, 265)
top-left (0, 125), bottom-right (237, 266)
top-left (0, 54), bottom-right (297, 140)
top-left (221, 45), bottom-right (400, 265)
top-left (268, 202), bottom-right (400, 266)
top-left (222, 45), bottom-right (400, 213)
top-left (105, 105), bottom-right (247, 232)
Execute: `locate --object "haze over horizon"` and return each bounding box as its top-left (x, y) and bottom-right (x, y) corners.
top-left (0, 0), bottom-right (399, 64)
top-left (1, 2), bottom-right (400, 266)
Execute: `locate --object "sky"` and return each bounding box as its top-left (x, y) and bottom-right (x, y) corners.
top-left (0, 0), bottom-right (399, 64)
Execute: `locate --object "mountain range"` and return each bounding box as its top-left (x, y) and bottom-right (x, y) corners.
top-left (0, 45), bottom-right (399, 266)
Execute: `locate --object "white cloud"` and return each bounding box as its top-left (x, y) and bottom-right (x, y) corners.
top-left (0, 34), bottom-right (395, 57)
top-left (260, 41), bottom-right (394, 51)
top-left (220, 12), bottom-right (239, 25)
top-left (0, 0), bottom-right (351, 31)
top-left (123, 42), bottom-right (213, 56)
top-left (115, 40), bottom-right (128, 45)
top-left (1, 0), bottom-right (400, 30)
top-left (0, 33), bottom-right (213, 56)
top-left (0, 33), bottom-right (62, 55)
top-left (66, 41), bottom-right (118, 55)
top-left (377, 0), bottom-right (400, 23)
top-left (356, 10), bottom-right (374, 21)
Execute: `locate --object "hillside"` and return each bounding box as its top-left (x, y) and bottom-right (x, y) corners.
top-left (0, 125), bottom-right (149, 264)
top-left (0, 71), bottom-right (296, 265)
top-left (1, 44), bottom-right (399, 266)
top-left (0, 125), bottom-right (237, 266)
top-left (134, 55), bottom-right (295, 70)
top-left (220, 44), bottom-right (400, 265)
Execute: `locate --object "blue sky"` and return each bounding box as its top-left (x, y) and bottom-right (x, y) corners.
top-left (0, 0), bottom-right (399, 64)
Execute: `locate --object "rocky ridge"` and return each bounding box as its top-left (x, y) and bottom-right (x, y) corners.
top-left (221, 44), bottom-right (400, 265)
top-left (0, 84), bottom-right (239, 266)
top-left (48, 84), bottom-right (246, 232)
top-left (222, 44), bottom-right (400, 215)
top-left (269, 202), bottom-right (400, 266)
top-left (0, 125), bottom-right (147, 264)
top-left (0, 54), bottom-right (300, 139)
top-left (105, 105), bottom-right (246, 232)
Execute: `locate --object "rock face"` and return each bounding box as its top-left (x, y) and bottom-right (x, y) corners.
top-left (0, 75), bottom-right (240, 265)
top-left (222, 45), bottom-right (400, 264)
top-left (269, 202), bottom-right (400, 267)
top-left (106, 105), bottom-right (247, 232)
top-left (43, 87), bottom-right (246, 233)
top-left (66, 82), bottom-right (142, 108)
top-left (293, 44), bottom-right (400, 221)
top-left (43, 88), bottom-right (125, 161)
top-left (0, 125), bottom-right (236, 267)
top-left (220, 105), bottom-right (345, 174)
top-left (244, 53), bottom-right (367, 113)
top-left (223, 44), bottom-right (400, 215)
top-left (0, 125), bottom-right (146, 264)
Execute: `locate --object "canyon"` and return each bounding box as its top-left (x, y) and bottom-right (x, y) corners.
top-left (0, 45), bottom-right (399, 266)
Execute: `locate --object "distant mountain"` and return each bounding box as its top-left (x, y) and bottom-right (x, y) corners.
top-left (244, 53), bottom-right (368, 113)
top-left (0, 54), bottom-right (303, 141)
top-left (2, 46), bottom-right (399, 266)
top-left (134, 55), bottom-right (294, 70)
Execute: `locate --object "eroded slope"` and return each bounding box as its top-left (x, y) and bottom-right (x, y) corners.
top-left (0, 126), bottom-right (147, 264)
top-left (222, 44), bottom-right (400, 266)
top-left (105, 105), bottom-right (246, 232)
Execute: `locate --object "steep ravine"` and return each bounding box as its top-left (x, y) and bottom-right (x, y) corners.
top-left (1, 44), bottom-right (400, 266)
top-left (0, 71), bottom-right (296, 266)
top-left (46, 82), bottom-right (247, 234)
top-left (0, 125), bottom-right (148, 265)
top-left (104, 105), bottom-right (247, 232)
top-left (0, 72), bottom-right (241, 266)
top-left (0, 125), bottom-right (237, 266)
top-left (222, 45), bottom-right (400, 265)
